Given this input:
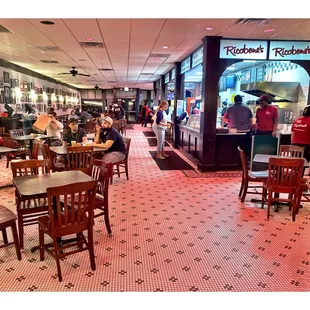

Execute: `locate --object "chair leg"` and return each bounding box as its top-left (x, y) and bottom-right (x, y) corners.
top-left (238, 178), bottom-right (244, 197)
top-left (77, 233), bottom-right (83, 250)
top-left (261, 187), bottom-right (267, 209)
top-left (11, 222), bottom-right (22, 261)
top-left (296, 189), bottom-right (302, 215)
top-left (117, 165), bottom-right (120, 177)
top-left (17, 212), bottom-right (24, 249)
top-left (87, 227), bottom-right (96, 271)
top-left (2, 228), bottom-right (8, 244)
top-left (267, 191), bottom-right (272, 220)
top-left (39, 226), bottom-right (45, 261)
top-left (125, 161), bottom-right (129, 180)
top-left (110, 174), bottom-right (113, 185)
top-left (104, 204), bottom-right (112, 235)
top-left (292, 199), bottom-right (296, 222)
top-left (241, 180), bottom-right (248, 203)
top-left (6, 155), bottom-right (9, 168)
top-left (53, 239), bottom-right (63, 282)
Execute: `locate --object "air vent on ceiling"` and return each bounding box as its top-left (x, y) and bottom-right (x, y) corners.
top-left (234, 18), bottom-right (271, 26)
top-left (141, 73), bottom-right (153, 75)
top-left (98, 68), bottom-right (113, 71)
top-left (78, 59), bottom-right (87, 61)
top-left (149, 53), bottom-right (170, 58)
top-left (108, 81), bottom-right (116, 83)
top-left (40, 60), bottom-right (59, 64)
top-left (0, 25), bottom-right (12, 33)
top-left (36, 46), bottom-right (62, 52)
top-left (79, 42), bottom-right (105, 48)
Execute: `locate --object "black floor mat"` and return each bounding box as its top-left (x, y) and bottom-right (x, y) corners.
top-left (143, 131), bottom-right (156, 137)
top-left (149, 151), bottom-right (194, 170)
top-left (147, 137), bottom-right (169, 147)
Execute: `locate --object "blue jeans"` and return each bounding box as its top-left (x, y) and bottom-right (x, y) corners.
top-left (152, 124), bottom-right (166, 152)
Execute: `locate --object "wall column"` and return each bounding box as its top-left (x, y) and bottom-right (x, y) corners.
top-left (173, 62), bottom-right (181, 148)
top-left (135, 88), bottom-right (140, 121)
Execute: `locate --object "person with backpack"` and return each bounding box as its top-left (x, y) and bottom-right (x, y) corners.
top-left (140, 100), bottom-right (151, 127)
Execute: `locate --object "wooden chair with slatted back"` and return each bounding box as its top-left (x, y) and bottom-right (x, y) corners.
top-left (279, 145), bottom-right (305, 158)
top-left (110, 138), bottom-right (131, 184)
top-left (38, 180), bottom-right (97, 282)
top-left (31, 140), bottom-right (40, 159)
top-left (67, 146), bottom-right (94, 174)
top-left (237, 147), bottom-right (269, 202)
top-left (11, 159), bottom-right (50, 248)
top-left (90, 159), bottom-right (112, 235)
top-left (0, 205), bottom-right (22, 261)
top-left (9, 129), bottom-right (25, 138)
top-left (261, 157), bottom-right (304, 222)
top-left (40, 143), bottom-right (66, 172)
top-left (2, 136), bottom-right (28, 168)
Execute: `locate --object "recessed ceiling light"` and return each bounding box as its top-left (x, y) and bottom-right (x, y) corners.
top-left (162, 46), bottom-right (169, 49)
top-left (264, 28), bottom-right (275, 33)
top-left (205, 27), bottom-right (214, 31)
top-left (40, 21), bottom-right (55, 25)
top-left (86, 38), bottom-right (94, 41)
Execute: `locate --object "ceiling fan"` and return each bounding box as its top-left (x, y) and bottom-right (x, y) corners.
top-left (94, 84), bottom-right (100, 89)
top-left (57, 67), bottom-right (90, 77)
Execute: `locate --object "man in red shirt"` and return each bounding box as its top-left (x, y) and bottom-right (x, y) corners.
top-left (255, 95), bottom-right (278, 137)
top-left (291, 105), bottom-right (310, 162)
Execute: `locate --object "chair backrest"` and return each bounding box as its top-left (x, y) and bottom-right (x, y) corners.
top-left (2, 136), bottom-right (16, 148)
top-left (31, 140), bottom-right (40, 159)
top-left (11, 159), bottom-right (50, 177)
top-left (237, 146), bottom-right (248, 179)
top-left (123, 137), bottom-right (131, 158)
top-left (67, 146), bottom-right (94, 173)
top-left (46, 180), bottom-right (97, 232)
top-left (267, 158), bottom-right (304, 192)
top-left (9, 129), bottom-right (25, 138)
top-left (40, 143), bottom-right (51, 159)
top-left (279, 145), bottom-right (305, 158)
top-left (250, 135), bottom-right (279, 171)
top-left (90, 159), bottom-right (112, 198)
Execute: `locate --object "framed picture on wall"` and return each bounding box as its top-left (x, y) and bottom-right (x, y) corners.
top-left (0, 77), bottom-right (3, 88)
top-left (15, 79), bottom-right (19, 87)
top-left (4, 86), bottom-right (11, 103)
top-left (3, 72), bottom-right (10, 84)
top-left (0, 90), bottom-right (3, 103)
top-left (20, 81), bottom-right (24, 91)
top-left (24, 81), bottom-right (28, 91)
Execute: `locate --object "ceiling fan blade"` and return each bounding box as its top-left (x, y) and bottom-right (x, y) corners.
top-left (77, 73), bottom-right (91, 77)
top-left (57, 73), bottom-right (71, 75)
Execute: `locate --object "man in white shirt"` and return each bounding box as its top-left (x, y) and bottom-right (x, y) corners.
top-left (46, 111), bottom-right (63, 146)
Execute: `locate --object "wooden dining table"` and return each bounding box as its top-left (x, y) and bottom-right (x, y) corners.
top-left (50, 145), bottom-right (107, 155)
top-left (12, 170), bottom-right (94, 252)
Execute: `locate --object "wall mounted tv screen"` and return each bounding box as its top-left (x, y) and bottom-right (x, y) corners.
top-left (226, 75), bottom-right (236, 88)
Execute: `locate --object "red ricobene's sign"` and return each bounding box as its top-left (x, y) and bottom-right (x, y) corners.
top-left (223, 44), bottom-right (265, 56)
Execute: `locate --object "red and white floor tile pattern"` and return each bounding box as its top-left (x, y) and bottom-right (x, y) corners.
top-left (1, 125), bottom-right (310, 292)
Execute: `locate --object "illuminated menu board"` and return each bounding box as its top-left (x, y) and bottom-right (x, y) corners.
top-left (180, 56), bottom-right (191, 74)
top-left (164, 72), bottom-right (170, 84)
top-left (192, 46), bottom-right (203, 67)
top-left (171, 68), bottom-right (175, 80)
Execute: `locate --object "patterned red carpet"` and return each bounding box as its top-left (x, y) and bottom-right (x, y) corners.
top-left (1, 125), bottom-right (310, 292)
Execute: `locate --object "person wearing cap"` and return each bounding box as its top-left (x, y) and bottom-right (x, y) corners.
top-left (255, 95), bottom-right (278, 137)
top-left (62, 118), bottom-right (87, 146)
top-left (94, 116), bottom-right (127, 163)
top-left (291, 105), bottom-right (310, 162)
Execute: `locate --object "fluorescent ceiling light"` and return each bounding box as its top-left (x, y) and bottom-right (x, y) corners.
top-left (205, 27), bottom-right (214, 31)
top-left (162, 46), bottom-right (169, 49)
top-left (86, 38), bottom-right (94, 41)
top-left (264, 28), bottom-right (275, 33)
top-left (124, 87), bottom-right (129, 91)
top-left (243, 60), bottom-right (256, 63)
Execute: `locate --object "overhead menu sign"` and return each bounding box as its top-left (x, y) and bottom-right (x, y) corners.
top-left (164, 72), bottom-right (170, 84)
top-left (220, 39), bottom-right (268, 60)
top-left (192, 46), bottom-right (203, 67)
top-left (171, 68), bottom-right (175, 80)
top-left (269, 41), bottom-right (310, 60)
top-left (180, 56), bottom-right (191, 74)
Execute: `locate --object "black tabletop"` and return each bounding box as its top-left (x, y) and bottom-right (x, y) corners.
top-left (12, 170), bottom-right (94, 197)
top-left (0, 146), bottom-right (18, 154)
top-left (12, 134), bottom-right (56, 141)
top-left (50, 146), bottom-right (106, 155)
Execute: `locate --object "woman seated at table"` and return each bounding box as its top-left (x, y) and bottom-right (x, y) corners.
top-left (63, 118), bottom-right (87, 146)
top-left (291, 105), bottom-right (310, 162)
top-left (94, 116), bottom-right (127, 163)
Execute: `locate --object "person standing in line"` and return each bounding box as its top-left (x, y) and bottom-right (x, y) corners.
top-left (140, 100), bottom-right (151, 127)
top-left (221, 101), bottom-right (228, 127)
top-left (152, 100), bottom-right (170, 160)
top-left (255, 95), bottom-right (278, 137)
top-left (291, 105), bottom-right (310, 163)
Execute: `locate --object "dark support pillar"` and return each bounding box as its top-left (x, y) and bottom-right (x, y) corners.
top-left (102, 89), bottom-right (106, 112)
top-left (198, 36), bottom-right (223, 171)
top-left (135, 88), bottom-right (140, 121)
top-left (147, 90), bottom-right (151, 107)
top-left (112, 88), bottom-right (117, 102)
top-left (161, 75), bottom-right (166, 100)
top-left (173, 62), bottom-right (181, 148)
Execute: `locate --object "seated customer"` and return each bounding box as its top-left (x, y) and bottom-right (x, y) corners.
top-left (46, 111), bottom-right (63, 146)
top-left (94, 116), bottom-right (127, 163)
top-left (63, 118), bottom-right (87, 146)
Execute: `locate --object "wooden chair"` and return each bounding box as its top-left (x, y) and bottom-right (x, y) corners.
top-left (237, 147), bottom-right (269, 202)
top-left (110, 137), bottom-right (131, 184)
top-left (11, 159), bottom-right (50, 248)
top-left (90, 160), bottom-right (112, 235)
top-left (0, 127), bottom-right (5, 135)
top-left (2, 136), bottom-right (28, 168)
top-left (296, 178), bottom-right (310, 214)
top-left (261, 157), bottom-right (304, 222)
top-left (279, 145), bottom-right (305, 158)
top-left (40, 143), bottom-right (66, 172)
top-left (38, 180), bottom-right (97, 282)
top-left (9, 129), bottom-right (25, 138)
top-left (0, 205), bottom-right (22, 261)
top-left (67, 146), bottom-right (94, 174)
top-left (31, 140), bottom-right (40, 159)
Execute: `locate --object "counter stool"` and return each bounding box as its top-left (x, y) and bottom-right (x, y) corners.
top-left (0, 205), bottom-right (22, 260)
